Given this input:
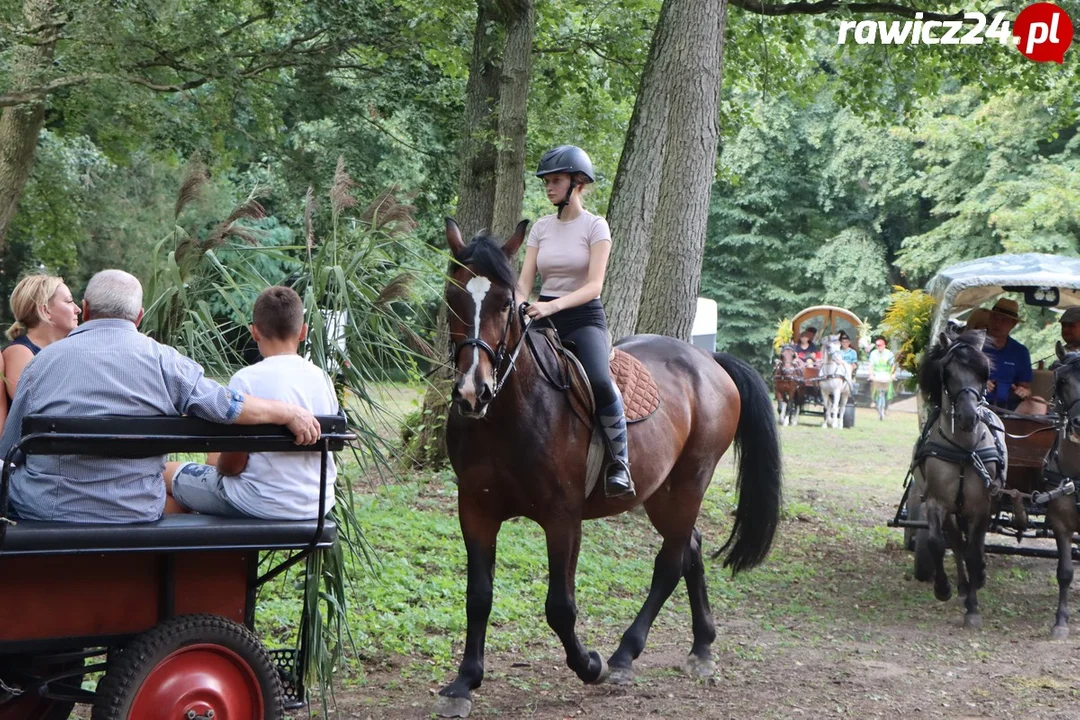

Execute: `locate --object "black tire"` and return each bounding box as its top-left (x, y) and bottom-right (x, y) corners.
top-left (842, 403), bottom-right (856, 428)
top-left (0, 654), bottom-right (83, 720)
top-left (92, 615), bottom-right (284, 720)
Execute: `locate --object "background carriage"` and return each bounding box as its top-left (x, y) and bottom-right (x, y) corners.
top-left (776, 305), bottom-right (863, 428)
top-left (890, 253), bottom-right (1080, 557)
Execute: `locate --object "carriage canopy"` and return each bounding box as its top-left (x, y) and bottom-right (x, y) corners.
top-left (926, 253), bottom-right (1080, 340)
top-left (791, 305), bottom-right (863, 343)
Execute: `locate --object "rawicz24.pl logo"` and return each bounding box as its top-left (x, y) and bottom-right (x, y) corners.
top-left (836, 2), bottom-right (1074, 63)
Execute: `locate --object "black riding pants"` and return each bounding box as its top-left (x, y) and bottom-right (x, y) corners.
top-left (540, 296), bottom-right (618, 409)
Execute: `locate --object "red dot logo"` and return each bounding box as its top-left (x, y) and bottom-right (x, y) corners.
top-left (1013, 3), bottom-right (1074, 62)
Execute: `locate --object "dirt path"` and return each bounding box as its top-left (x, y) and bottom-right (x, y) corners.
top-left (330, 408), bottom-right (1080, 719)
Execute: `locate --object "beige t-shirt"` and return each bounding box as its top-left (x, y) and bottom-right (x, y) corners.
top-left (526, 211), bottom-right (611, 298)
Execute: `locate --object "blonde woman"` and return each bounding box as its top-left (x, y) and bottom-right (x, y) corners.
top-left (516, 145), bottom-right (633, 497)
top-left (3, 274), bottom-right (81, 400)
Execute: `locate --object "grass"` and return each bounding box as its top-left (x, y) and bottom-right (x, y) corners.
top-left (260, 393), bottom-right (1068, 710)
top-left (258, 398), bottom-right (918, 665)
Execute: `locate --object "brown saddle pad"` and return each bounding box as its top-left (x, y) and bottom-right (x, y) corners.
top-left (537, 329), bottom-right (660, 426)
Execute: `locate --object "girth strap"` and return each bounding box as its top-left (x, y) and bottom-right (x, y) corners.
top-left (914, 440), bottom-right (1002, 489)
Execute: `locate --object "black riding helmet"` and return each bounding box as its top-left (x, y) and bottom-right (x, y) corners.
top-left (536, 145), bottom-right (595, 218)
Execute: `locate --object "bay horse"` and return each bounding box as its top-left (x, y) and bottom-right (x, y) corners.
top-left (817, 335), bottom-right (851, 429)
top-left (435, 219), bottom-right (782, 718)
top-left (913, 329), bottom-right (1004, 628)
top-left (1044, 344), bottom-right (1080, 640)
top-left (773, 345), bottom-right (804, 426)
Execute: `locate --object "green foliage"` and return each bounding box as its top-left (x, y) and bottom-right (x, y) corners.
top-left (897, 89), bottom-right (1080, 282)
top-left (807, 228), bottom-right (891, 319)
top-left (704, 75), bottom-right (1080, 367)
top-left (142, 159), bottom-right (439, 696)
top-left (773, 316), bottom-right (792, 353)
top-left (879, 287), bottom-right (936, 377)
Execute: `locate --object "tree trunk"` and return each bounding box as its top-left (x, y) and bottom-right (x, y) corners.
top-left (0, 0), bottom-right (60, 253)
top-left (634, 0), bottom-right (727, 341)
top-left (454, 0), bottom-right (502, 240)
top-left (490, 0), bottom-right (534, 240)
top-left (408, 0), bottom-right (534, 469)
top-left (600, 0), bottom-right (677, 341)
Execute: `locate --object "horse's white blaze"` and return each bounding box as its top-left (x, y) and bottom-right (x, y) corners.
top-left (458, 276), bottom-right (492, 405)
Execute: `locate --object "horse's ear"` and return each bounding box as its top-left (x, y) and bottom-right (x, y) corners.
top-left (503, 219), bottom-right (529, 257)
top-left (938, 332), bottom-right (952, 350)
top-left (446, 217), bottom-right (465, 257)
top-left (1057, 340), bottom-right (1067, 362)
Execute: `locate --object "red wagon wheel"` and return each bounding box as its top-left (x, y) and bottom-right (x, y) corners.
top-left (0, 655), bottom-right (84, 720)
top-left (92, 615), bottom-right (284, 720)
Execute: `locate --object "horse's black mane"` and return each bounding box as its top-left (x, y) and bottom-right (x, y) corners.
top-left (455, 232), bottom-right (517, 289)
top-left (919, 331), bottom-right (991, 406)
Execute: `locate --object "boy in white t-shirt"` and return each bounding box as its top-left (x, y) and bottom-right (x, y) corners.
top-left (164, 286), bottom-right (339, 520)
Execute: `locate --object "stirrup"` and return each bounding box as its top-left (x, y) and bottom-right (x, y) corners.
top-left (604, 459), bottom-right (635, 498)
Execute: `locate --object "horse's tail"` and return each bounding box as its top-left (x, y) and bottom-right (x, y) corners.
top-left (711, 352), bottom-right (784, 574)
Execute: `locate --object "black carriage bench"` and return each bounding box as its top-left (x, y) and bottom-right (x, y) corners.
top-left (0, 413), bottom-right (353, 719)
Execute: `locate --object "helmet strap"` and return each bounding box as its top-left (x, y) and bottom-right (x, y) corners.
top-left (556, 179), bottom-right (577, 219)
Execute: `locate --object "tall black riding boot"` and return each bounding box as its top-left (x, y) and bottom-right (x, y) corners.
top-left (598, 392), bottom-right (634, 498)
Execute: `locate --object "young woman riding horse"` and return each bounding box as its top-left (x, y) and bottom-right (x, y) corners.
top-left (913, 329), bottom-right (1005, 629)
top-left (436, 157), bottom-right (783, 716)
top-left (1043, 344), bottom-right (1080, 640)
top-left (514, 145), bottom-right (631, 497)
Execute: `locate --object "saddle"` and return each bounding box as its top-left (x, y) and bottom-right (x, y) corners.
top-left (534, 328), bottom-right (660, 497)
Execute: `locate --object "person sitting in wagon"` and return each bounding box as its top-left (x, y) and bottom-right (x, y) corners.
top-left (794, 330), bottom-right (818, 365)
top-left (982, 298), bottom-right (1033, 411)
top-left (164, 286), bottom-right (339, 520)
top-left (0, 270), bottom-right (322, 524)
top-left (836, 331), bottom-right (858, 374)
top-left (1051, 307), bottom-right (1080, 369)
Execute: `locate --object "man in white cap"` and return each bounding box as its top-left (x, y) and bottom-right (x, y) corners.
top-left (983, 298), bottom-right (1032, 410)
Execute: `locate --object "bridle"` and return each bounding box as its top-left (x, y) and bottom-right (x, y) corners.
top-left (939, 342), bottom-right (989, 436)
top-left (448, 294), bottom-right (534, 400)
top-left (1053, 357), bottom-right (1080, 431)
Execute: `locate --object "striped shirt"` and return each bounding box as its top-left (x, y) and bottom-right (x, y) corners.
top-left (0, 319), bottom-right (244, 523)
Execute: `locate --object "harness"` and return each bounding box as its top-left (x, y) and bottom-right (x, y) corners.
top-left (814, 349), bottom-right (853, 391)
top-left (904, 344), bottom-right (1006, 507)
top-left (1032, 393), bottom-right (1080, 506)
top-left (911, 403), bottom-right (1006, 494)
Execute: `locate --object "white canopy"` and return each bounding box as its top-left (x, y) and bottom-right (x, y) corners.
top-left (926, 253), bottom-right (1080, 339)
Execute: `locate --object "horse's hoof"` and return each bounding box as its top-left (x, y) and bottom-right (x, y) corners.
top-left (1052, 625), bottom-right (1069, 641)
top-left (934, 584), bottom-right (952, 602)
top-left (963, 613), bottom-right (983, 630)
top-left (685, 654), bottom-right (715, 679)
top-left (585, 653), bottom-right (610, 685)
top-left (607, 665), bottom-right (634, 685)
top-left (433, 695), bottom-right (473, 718)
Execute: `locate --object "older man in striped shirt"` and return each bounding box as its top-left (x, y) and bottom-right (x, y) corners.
top-left (0, 269), bottom-right (322, 524)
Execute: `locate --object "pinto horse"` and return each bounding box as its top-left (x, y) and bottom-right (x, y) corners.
top-left (774, 345), bottom-right (804, 426)
top-left (435, 219), bottom-right (783, 718)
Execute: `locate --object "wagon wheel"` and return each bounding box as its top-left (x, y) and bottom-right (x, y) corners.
top-left (92, 615), bottom-right (284, 720)
top-left (0, 654), bottom-right (84, 720)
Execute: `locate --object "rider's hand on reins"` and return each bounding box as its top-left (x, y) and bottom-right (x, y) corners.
top-left (525, 301), bottom-right (559, 320)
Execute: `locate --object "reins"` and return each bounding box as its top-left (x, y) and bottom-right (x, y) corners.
top-left (447, 299), bottom-right (573, 401)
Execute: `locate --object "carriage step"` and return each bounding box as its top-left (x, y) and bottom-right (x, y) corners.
top-left (268, 648), bottom-right (306, 710)
top-left (887, 519), bottom-right (928, 529)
